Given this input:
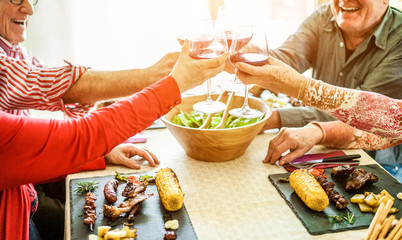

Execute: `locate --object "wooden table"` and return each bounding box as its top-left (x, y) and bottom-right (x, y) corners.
top-left (65, 127), bottom-right (380, 240)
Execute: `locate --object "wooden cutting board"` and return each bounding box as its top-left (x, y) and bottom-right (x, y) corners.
top-left (69, 171), bottom-right (197, 240)
top-left (268, 164), bottom-right (402, 235)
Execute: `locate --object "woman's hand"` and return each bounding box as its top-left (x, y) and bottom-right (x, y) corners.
top-left (170, 40), bottom-right (228, 93)
top-left (264, 123), bottom-right (324, 165)
top-left (235, 56), bottom-right (307, 99)
top-left (105, 144), bottom-right (159, 169)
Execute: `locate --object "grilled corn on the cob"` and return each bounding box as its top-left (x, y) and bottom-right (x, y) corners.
top-left (289, 169), bottom-right (329, 212)
top-left (155, 168), bottom-right (184, 211)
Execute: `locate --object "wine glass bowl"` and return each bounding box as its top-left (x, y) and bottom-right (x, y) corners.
top-left (184, 24), bottom-right (228, 114)
top-left (228, 26), bottom-right (268, 118)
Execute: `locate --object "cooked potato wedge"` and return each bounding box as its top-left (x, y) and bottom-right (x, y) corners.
top-left (351, 194), bottom-right (365, 203)
top-left (98, 226), bottom-right (112, 237)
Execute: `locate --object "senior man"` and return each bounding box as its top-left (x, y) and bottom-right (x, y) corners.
top-left (0, 0), bottom-right (182, 238)
top-left (253, 0), bottom-right (401, 164)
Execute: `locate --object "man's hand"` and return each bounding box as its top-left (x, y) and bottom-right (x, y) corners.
top-left (264, 123), bottom-right (324, 165)
top-left (105, 144), bottom-right (159, 169)
top-left (259, 109), bottom-right (282, 133)
top-left (170, 40), bottom-right (228, 93)
top-left (235, 56), bottom-right (308, 99)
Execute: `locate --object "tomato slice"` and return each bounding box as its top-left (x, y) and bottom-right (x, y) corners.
top-left (309, 168), bottom-right (327, 178)
top-left (127, 175), bottom-right (140, 183)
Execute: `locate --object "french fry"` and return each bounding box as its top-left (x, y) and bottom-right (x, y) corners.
top-left (378, 215), bottom-right (396, 239)
top-left (370, 199), bottom-right (395, 240)
top-left (365, 202), bottom-right (386, 240)
top-left (392, 226), bottom-right (402, 240)
top-left (369, 222), bottom-right (382, 240)
top-left (385, 217), bottom-right (402, 240)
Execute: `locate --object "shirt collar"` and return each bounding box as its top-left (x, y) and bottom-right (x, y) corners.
top-left (325, 6), bottom-right (393, 50)
top-left (0, 35), bottom-right (21, 52)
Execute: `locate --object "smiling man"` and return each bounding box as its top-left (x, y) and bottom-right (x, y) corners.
top-left (253, 0), bottom-right (401, 166)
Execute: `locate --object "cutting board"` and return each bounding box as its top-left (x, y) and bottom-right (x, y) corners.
top-left (268, 164), bottom-right (402, 235)
top-left (69, 172), bottom-right (197, 240)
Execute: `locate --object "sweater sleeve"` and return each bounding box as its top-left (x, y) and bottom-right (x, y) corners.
top-left (0, 76), bottom-right (181, 190)
top-left (301, 79), bottom-right (402, 138)
top-left (311, 121), bottom-right (402, 150)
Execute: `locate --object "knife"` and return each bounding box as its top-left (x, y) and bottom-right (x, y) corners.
top-left (291, 154), bottom-right (361, 165)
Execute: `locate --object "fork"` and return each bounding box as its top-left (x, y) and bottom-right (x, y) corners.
top-left (284, 160), bottom-right (360, 169)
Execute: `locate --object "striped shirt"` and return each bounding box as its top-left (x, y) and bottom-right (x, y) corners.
top-left (0, 36), bottom-right (92, 118)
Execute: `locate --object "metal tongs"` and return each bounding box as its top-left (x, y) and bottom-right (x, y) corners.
top-left (283, 154), bottom-right (361, 169)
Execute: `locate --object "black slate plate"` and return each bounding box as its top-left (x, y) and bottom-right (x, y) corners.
top-left (69, 172), bottom-right (197, 240)
top-left (268, 164), bottom-right (402, 235)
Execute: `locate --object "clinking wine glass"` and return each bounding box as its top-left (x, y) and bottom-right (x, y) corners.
top-left (215, 5), bottom-right (253, 92)
top-left (228, 26), bottom-right (268, 118)
top-left (179, 21), bottom-right (228, 114)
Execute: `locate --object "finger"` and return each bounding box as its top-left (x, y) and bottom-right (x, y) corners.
top-left (264, 130), bottom-right (286, 163)
top-left (277, 149), bottom-right (306, 166)
top-left (268, 139), bottom-right (291, 164)
top-left (119, 155), bottom-right (141, 169)
top-left (181, 39), bottom-right (190, 56)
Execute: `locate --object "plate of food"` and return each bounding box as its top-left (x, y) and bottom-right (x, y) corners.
top-left (69, 168), bottom-right (197, 240)
top-left (268, 164), bottom-right (402, 235)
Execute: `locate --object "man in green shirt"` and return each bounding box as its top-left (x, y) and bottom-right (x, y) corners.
top-left (257, 1), bottom-right (401, 164)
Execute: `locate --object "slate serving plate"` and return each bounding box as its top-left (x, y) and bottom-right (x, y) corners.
top-left (69, 172), bottom-right (197, 240)
top-left (268, 164), bottom-right (402, 235)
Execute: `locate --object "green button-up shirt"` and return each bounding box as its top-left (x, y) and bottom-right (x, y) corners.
top-left (271, 4), bottom-right (402, 127)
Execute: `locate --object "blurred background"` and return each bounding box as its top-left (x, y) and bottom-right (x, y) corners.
top-left (24, 0), bottom-right (402, 119)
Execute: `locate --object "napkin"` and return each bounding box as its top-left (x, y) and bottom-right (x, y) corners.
top-left (283, 150), bottom-right (356, 172)
top-left (124, 132), bottom-right (148, 144)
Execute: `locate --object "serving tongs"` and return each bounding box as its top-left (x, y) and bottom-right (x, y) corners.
top-left (199, 91), bottom-right (235, 129)
top-left (283, 154), bottom-right (361, 169)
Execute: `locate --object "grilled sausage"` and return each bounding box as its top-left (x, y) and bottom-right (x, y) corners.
top-left (104, 179), bottom-right (119, 203)
top-left (289, 169), bottom-right (329, 212)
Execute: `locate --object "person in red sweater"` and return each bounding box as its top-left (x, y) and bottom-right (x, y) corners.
top-left (0, 41), bottom-right (228, 240)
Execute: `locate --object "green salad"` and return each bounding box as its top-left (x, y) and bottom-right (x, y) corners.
top-left (171, 110), bottom-right (264, 129)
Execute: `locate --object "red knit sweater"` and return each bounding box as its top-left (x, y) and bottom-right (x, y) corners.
top-left (0, 76), bottom-right (181, 239)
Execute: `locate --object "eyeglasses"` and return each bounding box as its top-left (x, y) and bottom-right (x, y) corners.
top-left (9, 0), bottom-right (38, 6)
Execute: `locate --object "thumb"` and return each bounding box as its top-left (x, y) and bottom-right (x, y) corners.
top-left (181, 39), bottom-right (190, 56)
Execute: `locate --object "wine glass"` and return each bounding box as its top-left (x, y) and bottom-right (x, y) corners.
top-left (179, 20), bottom-right (228, 114)
top-left (215, 5), bottom-right (253, 92)
top-left (228, 26), bottom-right (268, 119)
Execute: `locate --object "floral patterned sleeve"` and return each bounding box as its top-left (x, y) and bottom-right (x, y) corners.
top-left (311, 121), bottom-right (402, 150)
top-left (300, 79), bottom-right (402, 139)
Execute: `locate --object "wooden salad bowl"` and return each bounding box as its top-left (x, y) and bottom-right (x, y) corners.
top-left (161, 92), bottom-right (271, 162)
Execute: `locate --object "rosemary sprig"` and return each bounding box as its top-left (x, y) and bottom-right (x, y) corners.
top-left (74, 180), bottom-right (98, 194)
top-left (343, 211), bottom-right (355, 224)
top-left (329, 214), bottom-right (344, 224)
top-left (329, 212), bottom-right (355, 224)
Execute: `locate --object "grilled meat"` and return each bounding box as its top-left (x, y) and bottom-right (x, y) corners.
top-left (127, 202), bottom-right (143, 222)
top-left (122, 180), bottom-right (148, 198)
top-left (346, 168), bottom-right (379, 191)
top-left (83, 192), bottom-right (97, 226)
top-left (103, 193), bottom-right (152, 220)
top-left (331, 165), bottom-right (356, 179)
top-left (104, 179), bottom-right (119, 203)
top-left (317, 177), bottom-right (348, 209)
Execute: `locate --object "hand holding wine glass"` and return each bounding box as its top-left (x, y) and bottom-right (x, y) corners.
top-left (178, 20), bottom-right (228, 114)
top-left (228, 26), bottom-right (269, 119)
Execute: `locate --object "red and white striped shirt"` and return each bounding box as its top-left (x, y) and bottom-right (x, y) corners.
top-left (0, 36), bottom-right (92, 118)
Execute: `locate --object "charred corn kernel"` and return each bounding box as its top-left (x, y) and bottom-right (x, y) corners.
top-left (155, 168), bottom-right (184, 211)
top-left (289, 169), bottom-right (329, 212)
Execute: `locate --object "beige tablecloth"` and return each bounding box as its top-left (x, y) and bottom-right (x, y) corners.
top-left (65, 128), bottom-right (380, 240)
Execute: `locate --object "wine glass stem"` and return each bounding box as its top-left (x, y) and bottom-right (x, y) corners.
top-left (233, 69), bottom-right (240, 84)
top-left (205, 79), bottom-right (213, 103)
top-left (242, 84), bottom-right (250, 110)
